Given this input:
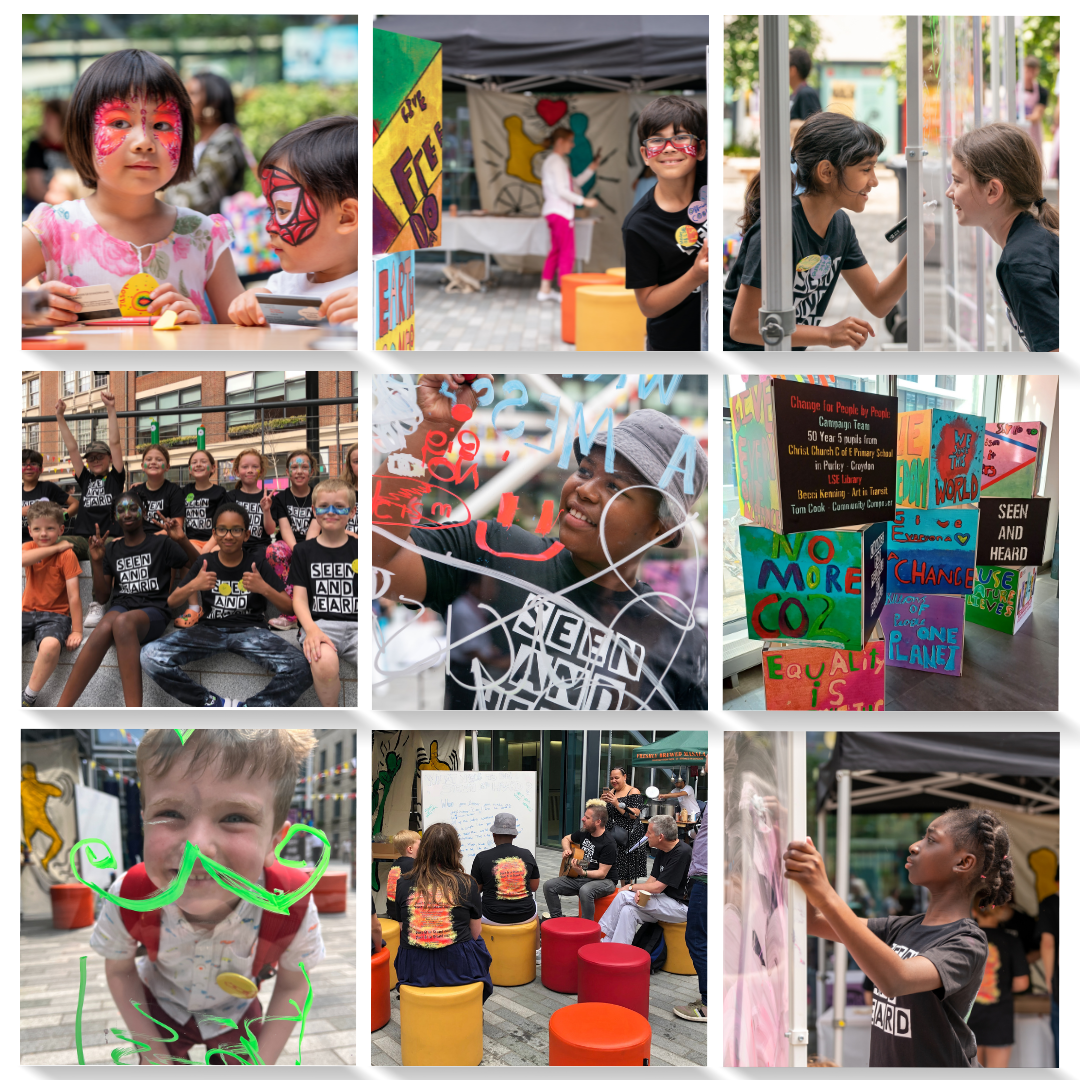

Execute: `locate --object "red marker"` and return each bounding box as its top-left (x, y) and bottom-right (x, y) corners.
top-left (460, 375), bottom-right (479, 383)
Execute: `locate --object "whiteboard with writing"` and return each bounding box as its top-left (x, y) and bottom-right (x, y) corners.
top-left (420, 771), bottom-right (537, 872)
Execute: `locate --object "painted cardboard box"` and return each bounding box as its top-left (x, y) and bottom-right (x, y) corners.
top-left (761, 629), bottom-right (885, 711)
top-left (882, 592), bottom-right (965, 677)
top-left (739, 521), bottom-right (887, 650)
top-left (965, 565), bottom-right (1038, 635)
top-left (981, 421), bottom-right (1046, 498)
top-left (887, 505), bottom-right (979, 595)
top-left (975, 496), bottom-right (1051, 567)
top-left (896, 408), bottom-right (986, 509)
top-left (730, 378), bottom-right (898, 534)
top-left (374, 250), bottom-right (415, 350)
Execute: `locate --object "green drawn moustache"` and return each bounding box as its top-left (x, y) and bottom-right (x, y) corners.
top-left (69, 822), bottom-right (331, 914)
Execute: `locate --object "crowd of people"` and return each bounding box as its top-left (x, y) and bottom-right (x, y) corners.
top-left (372, 762), bottom-right (709, 1027)
top-left (21, 389), bottom-right (358, 708)
top-left (22, 48), bottom-right (357, 327)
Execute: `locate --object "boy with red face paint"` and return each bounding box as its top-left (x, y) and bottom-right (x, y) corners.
top-left (229, 116), bottom-right (358, 326)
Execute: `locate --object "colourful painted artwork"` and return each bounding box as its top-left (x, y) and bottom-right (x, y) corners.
top-left (887, 506), bottom-right (979, 595)
top-left (896, 408), bottom-right (986, 509)
top-left (374, 250), bottom-right (415, 350)
top-left (373, 28), bottom-right (443, 254)
top-left (981, 422), bottom-right (1046, 497)
top-left (731, 380), bottom-right (781, 533)
top-left (882, 592), bottom-right (965, 676)
top-left (739, 522), bottom-right (887, 650)
top-left (965, 564), bottom-right (1038, 635)
top-left (975, 497), bottom-right (1051, 566)
top-left (762, 637), bottom-right (885, 710)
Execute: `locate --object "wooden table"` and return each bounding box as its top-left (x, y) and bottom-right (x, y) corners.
top-left (22, 324), bottom-right (332, 351)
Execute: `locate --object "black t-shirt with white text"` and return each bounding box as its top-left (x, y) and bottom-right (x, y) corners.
top-left (470, 844), bottom-right (540, 923)
top-left (968, 925), bottom-right (1030, 1045)
top-left (866, 914), bottom-right (987, 1068)
top-left (569, 829), bottom-right (619, 883)
top-left (412, 520), bottom-right (707, 710)
top-left (73, 465), bottom-right (126, 538)
top-left (271, 488), bottom-right (314, 542)
top-left (996, 212), bottom-right (1058, 351)
top-left (180, 483), bottom-right (226, 542)
top-left (229, 488), bottom-right (273, 547)
top-left (623, 182), bottom-right (707, 351)
top-left (129, 480), bottom-right (186, 525)
top-left (790, 82), bottom-right (823, 119)
top-left (650, 839), bottom-right (692, 902)
top-left (103, 533), bottom-right (190, 613)
top-left (22, 481), bottom-right (70, 544)
top-left (724, 196), bottom-right (868, 350)
top-left (289, 536), bottom-right (358, 621)
top-left (176, 548), bottom-right (281, 628)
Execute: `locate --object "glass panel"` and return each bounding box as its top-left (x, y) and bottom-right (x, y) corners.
top-left (181, 387), bottom-right (201, 405)
top-left (542, 733), bottom-right (564, 847)
top-left (226, 373), bottom-right (253, 394)
top-left (159, 391), bottom-right (179, 411)
top-left (137, 398), bottom-right (154, 410)
top-left (564, 731), bottom-right (584, 833)
top-left (78, 371), bottom-right (91, 392)
top-left (94, 372), bottom-right (109, 388)
top-left (63, 372), bottom-right (74, 396)
top-left (255, 371), bottom-right (285, 390)
top-left (286, 381), bottom-right (307, 400)
top-left (285, 371), bottom-right (306, 382)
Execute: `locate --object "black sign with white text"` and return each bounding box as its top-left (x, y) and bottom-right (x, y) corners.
top-left (975, 497), bottom-right (1051, 566)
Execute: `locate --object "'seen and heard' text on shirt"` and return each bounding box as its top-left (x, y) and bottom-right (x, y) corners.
top-left (129, 479), bottom-right (186, 524)
top-left (290, 536), bottom-right (358, 621)
top-left (104, 534), bottom-right (190, 612)
top-left (180, 483), bottom-right (226, 542)
top-left (74, 465), bottom-right (126, 538)
top-left (176, 549), bottom-right (282, 628)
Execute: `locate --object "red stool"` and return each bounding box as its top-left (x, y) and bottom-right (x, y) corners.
top-left (308, 869), bottom-right (347, 913)
top-left (559, 272), bottom-right (620, 343)
top-left (577, 942), bottom-right (651, 1020)
top-left (541, 916), bottom-right (602, 994)
top-left (371, 947), bottom-right (391, 1032)
top-left (49, 883), bottom-right (94, 929)
top-left (578, 890), bottom-right (617, 926)
top-left (549, 1002), bottom-right (651, 1065)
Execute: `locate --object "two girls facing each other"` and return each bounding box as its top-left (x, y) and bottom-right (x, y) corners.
top-left (22, 48), bottom-right (357, 328)
top-left (784, 807), bottom-right (1014, 1068)
top-left (724, 112), bottom-right (1058, 352)
top-left (23, 477), bottom-right (357, 709)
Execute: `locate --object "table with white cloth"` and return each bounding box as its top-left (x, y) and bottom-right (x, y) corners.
top-left (434, 214), bottom-right (596, 275)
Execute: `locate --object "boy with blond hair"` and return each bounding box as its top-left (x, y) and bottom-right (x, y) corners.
top-left (89, 729), bottom-right (325, 1065)
top-left (22, 502), bottom-right (83, 706)
top-left (385, 829), bottom-right (421, 922)
top-left (292, 478), bottom-right (357, 706)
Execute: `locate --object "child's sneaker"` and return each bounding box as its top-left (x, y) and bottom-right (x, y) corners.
top-left (269, 614), bottom-right (296, 630)
top-left (203, 692), bottom-right (226, 707)
top-left (537, 290), bottom-right (561, 303)
top-left (83, 600), bottom-right (106, 629)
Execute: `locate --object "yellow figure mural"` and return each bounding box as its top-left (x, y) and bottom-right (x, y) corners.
top-left (503, 116), bottom-right (546, 184)
top-left (1029, 846), bottom-right (1059, 902)
top-left (21, 763), bottom-right (64, 871)
top-left (417, 741), bottom-right (452, 771)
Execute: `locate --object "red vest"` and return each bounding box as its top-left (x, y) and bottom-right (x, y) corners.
top-left (118, 862), bottom-right (311, 986)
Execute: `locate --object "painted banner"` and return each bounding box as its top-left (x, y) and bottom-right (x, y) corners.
top-left (982, 421), bottom-right (1046, 497)
top-left (965, 564), bottom-right (1037, 635)
top-left (731, 379), bottom-right (897, 534)
top-left (887, 505), bottom-right (978, 595)
top-left (896, 408), bottom-right (985, 509)
top-left (882, 592), bottom-right (965, 676)
top-left (762, 637), bottom-right (885, 710)
top-left (975, 497), bottom-right (1051, 567)
top-left (373, 28), bottom-right (443, 254)
top-left (739, 522), bottom-right (887, 649)
top-left (374, 250), bottom-right (415, 350)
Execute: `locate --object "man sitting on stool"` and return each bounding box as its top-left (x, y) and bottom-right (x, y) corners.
top-left (543, 805), bottom-right (618, 920)
top-left (470, 812), bottom-right (542, 949)
top-left (599, 815), bottom-right (691, 943)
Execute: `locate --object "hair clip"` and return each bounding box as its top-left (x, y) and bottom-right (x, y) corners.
top-left (790, 161), bottom-right (808, 197)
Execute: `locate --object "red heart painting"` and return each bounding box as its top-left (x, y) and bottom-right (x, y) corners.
top-left (536, 98), bottom-right (568, 126)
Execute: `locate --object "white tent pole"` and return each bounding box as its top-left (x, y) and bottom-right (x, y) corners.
top-left (786, 733), bottom-right (808, 1066)
top-left (472, 730), bottom-right (479, 771)
top-left (816, 807), bottom-right (828, 1041)
top-left (833, 769), bottom-right (852, 1065)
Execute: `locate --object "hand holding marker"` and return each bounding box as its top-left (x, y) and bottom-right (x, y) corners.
top-left (886, 200), bottom-right (939, 243)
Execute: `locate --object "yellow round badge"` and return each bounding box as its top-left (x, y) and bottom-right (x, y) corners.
top-left (219, 582), bottom-right (232, 596)
top-left (796, 254), bottom-right (822, 273)
top-left (216, 972), bottom-right (259, 999)
top-left (675, 225), bottom-right (699, 248)
top-left (352, 559), bottom-right (359, 575)
top-left (117, 272), bottom-right (160, 316)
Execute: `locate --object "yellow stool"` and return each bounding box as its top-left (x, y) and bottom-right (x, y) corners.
top-left (575, 285), bottom-right (647, 352)
top-left (399, 982), bottom-right (484, 1066)
top-left (604, 266), bottom-right (627, 281)
top-left (481, 919), bottom-right (538, 986)
top-left (378, 917), bottom-right (400, 990)
top-left (658, 920), bottom-right (697, 975)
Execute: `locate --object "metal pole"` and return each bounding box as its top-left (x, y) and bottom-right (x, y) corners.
top-left (786, 733), bottom-right (808, 1066)
top-left (757, 15), bottom-right (794, 350)
top-left (973, 16), bottom-right (986, 352)
top-left (833, 770), bottom-right (853, 1065)
top-left (304, 749), bottom-right (313, 814)
top-left (606, 730), bottom-right (612, 784)
top-left (906, 17), bottom-right (925, 351)
top-left (941, 16), bottom-right (955, 343)
top-left (1004, 17), bottom-right (1017, 127)
top-left (991, 17), bottom-right (1001, 123)
top-left (472, 730), bottom-right (479, 771)
top-left (816, 807), bottom-right (828, 1038)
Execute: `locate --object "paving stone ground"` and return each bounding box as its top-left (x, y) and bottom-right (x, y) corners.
top-left (371, 846), bottom-right (708, 1067)
top-left (20, 864), bottom-right (356, 1066)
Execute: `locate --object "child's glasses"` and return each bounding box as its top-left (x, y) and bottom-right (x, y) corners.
top-left (642, 134), bottom-right (700, 158)
top-left (213, 525), bottom-right (247, 537)
top-left (314, 505), bottom-right (351, 516)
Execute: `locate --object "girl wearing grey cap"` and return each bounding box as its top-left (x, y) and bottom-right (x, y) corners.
top-left (374, 374), bottom-right (708, 710)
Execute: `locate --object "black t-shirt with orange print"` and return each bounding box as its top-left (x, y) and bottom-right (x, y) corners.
top-left (397, 872), bottom-right (481, 948)
top-left (384, 855), bottom-right (415, 922)
top-left (470, 844), bottom-right (540, 923)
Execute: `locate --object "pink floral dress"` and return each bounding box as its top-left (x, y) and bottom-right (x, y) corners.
top-left (24, 199), bottom-right (235, 323)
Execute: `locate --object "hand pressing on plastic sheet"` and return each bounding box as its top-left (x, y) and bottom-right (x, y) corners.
top-left (783, 835), bottom-right (836, 909)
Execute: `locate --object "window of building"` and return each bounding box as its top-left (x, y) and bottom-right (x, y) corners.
top-left (333, 797), bottom-right (341, 820)
top-left (62, 372), bottom-right (75, 397)
top-left (319, 749), bottom-right (326, 774)
top-left (78, 371), bottom-right (91, 392)
top-left (94, 372), bottom-right (109, 388)
top-left (136, 387), bottom-right (202, 442)
top-left (25, 377), bottom-right (39, 408)
top-left (225, 371), bottom-right (306, 427)
top-left (334, 741), bottom-right (343, 766)
top-left (935, 375), bottom-right (956, 391)
top-left (23, 423), bottom-right (39, 451)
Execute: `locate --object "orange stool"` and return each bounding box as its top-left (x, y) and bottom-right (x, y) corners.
top-left (308, 869), bottom-right (347, 913)
top-left (371, 947), bottom-right (391, 1032)
top-left (50, 883), bottom-right (94, 929)
top-left (549, 1002), bottom-right (651, 1065)
top-left (604, 266), bottom-right (627, 281)
top-left (559, 272), bottom-right (620, 343)
top-left (578, 890), bottom-right (617, 926)
top-left (578, 942), bottom-right (651, 1020)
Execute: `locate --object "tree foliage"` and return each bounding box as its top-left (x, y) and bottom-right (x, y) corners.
top-left (724, 15), bottom-right (823, 94)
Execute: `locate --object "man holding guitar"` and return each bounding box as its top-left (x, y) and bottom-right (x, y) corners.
top-left (541, 805), bottom-right (618, 921)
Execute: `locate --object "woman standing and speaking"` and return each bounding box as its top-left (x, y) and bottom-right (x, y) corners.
top-left (602, 766), bottom-right (646, 886)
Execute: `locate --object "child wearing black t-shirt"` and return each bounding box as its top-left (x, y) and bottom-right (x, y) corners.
top-left (228, 448), bottom-right (276, 553)
top-left (968, 900), bottom-right (1031, 1067)
top-left (622, 96), bottom-right (708, 351)
top-left (292, 479), bottom-right (357, 707)
top-left (385, 830), bottom-right (420, 922)
top-left (265, 449), bottom-right (316, 630)
top-left (786, 807), bottom-right (1013, 1068)
top-left (948, 123), bottom-right (1059, 351)
top-left (128, 445), bottom-right (185, 529)
top-left (22, 448), bottom-right (77, 546)
top-left (174, 448), bottom-right (226, 629)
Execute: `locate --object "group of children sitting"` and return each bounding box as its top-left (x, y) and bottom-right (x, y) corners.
top-left (22, 48), bottom-right (357, 327)
top-left (22, 391), bottom-right (358, 708)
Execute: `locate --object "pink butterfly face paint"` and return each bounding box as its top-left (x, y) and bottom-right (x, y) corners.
top-left (151, 99), bottom-right (183, 170)
top-left (261, 165), bottom-right (321, 247)
top-left (93, 98), bottom-right (131, 163)
top-left (91, 96), bottom-right (182, 173)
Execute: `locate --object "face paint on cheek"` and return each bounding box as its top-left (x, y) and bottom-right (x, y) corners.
top-left (93, 98), bottom-right (130, 164)
top-left (153, 100), bottom-right (183, 171)
top-left (261, 165), bottom-right (320, 246)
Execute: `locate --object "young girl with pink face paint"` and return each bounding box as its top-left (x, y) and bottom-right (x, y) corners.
top-left (22, 49), bottom-right (245, 327)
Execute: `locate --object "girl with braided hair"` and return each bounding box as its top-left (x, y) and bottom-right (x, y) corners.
top-left (784, 807), bottom-right (1013, 1067)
